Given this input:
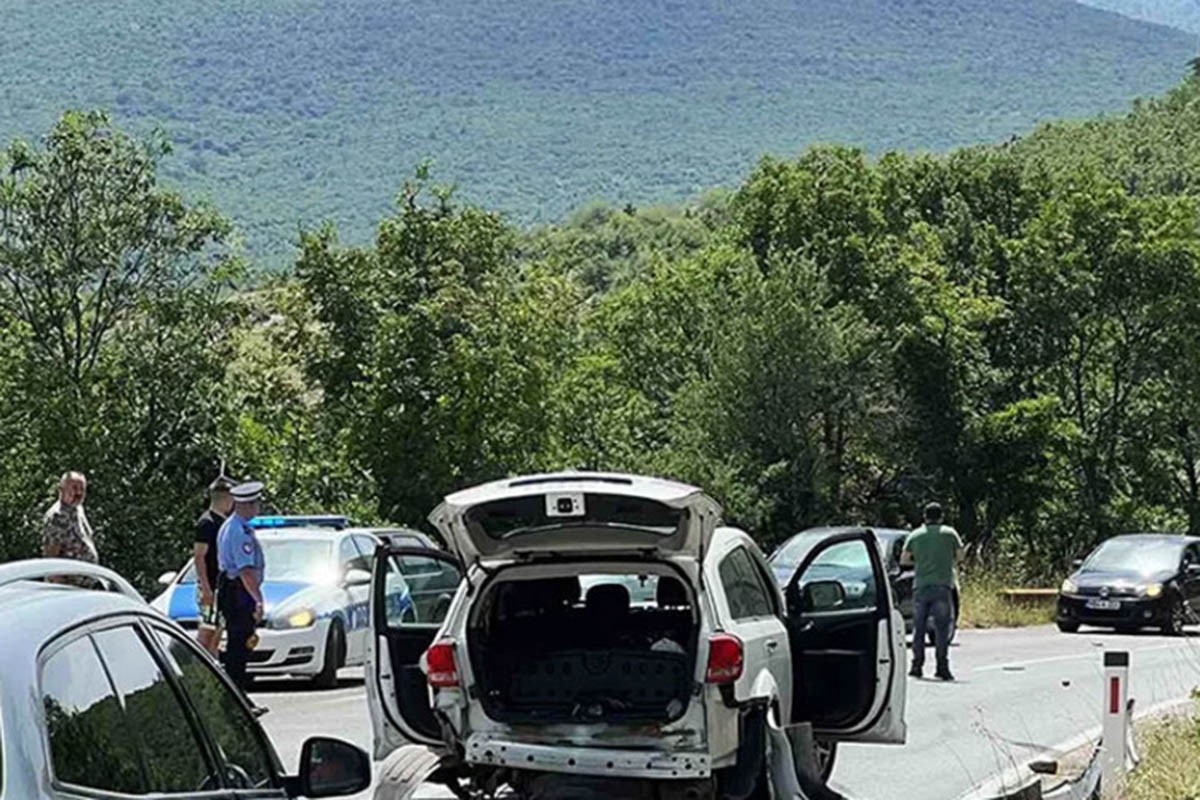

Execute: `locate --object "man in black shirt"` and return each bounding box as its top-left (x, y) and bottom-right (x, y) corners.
top-left (195, 472), bottom-right (235, 655)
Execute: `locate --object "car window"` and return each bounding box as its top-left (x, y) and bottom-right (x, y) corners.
top-left (383, 553), bottom-right (462, 628)
top-left (797, 539), bottom-right (878, 611)
top-left (153, 628), bottom-right (277, 790)
top-left (41, 635), bottom-right (144, 793)
top-left (719, 547), bottom-right (775, 620)
top-left (91, 627), bottom-right (218, 793)
top-left (340, 536), bottom-right (370, 574)
top-left (353, 534), bottom-right (389, 575)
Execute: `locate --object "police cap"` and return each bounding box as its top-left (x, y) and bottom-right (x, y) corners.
top-left (231, 481), bottom-right (264, 503)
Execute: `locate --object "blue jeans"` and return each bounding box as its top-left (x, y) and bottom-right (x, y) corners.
top-left (912, 584), bottom-right (954, 672)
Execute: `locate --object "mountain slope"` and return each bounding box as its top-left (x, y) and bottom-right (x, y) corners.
top-left (1, 0), bottom-right (1195, 260)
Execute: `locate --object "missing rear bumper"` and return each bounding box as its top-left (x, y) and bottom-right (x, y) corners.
top-left (465, 734), bottom-right (712, 780)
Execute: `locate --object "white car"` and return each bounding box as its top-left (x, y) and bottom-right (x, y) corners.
top-left (0, 558), bottom-right (370, 799)
top-left (152, 523), bottom-right (427, 688)
top-left (366, 472), bottom-right (907, 799)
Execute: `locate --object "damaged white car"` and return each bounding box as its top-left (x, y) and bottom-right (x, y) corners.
top-left (367, 473), bottom-right (907, 799)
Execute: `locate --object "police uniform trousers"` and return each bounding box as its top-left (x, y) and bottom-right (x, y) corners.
top-left (217, 573), bottom-right (256, 690)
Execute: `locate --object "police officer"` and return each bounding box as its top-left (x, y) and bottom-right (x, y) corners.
top-left (216, 480), bottom-right (266, 690)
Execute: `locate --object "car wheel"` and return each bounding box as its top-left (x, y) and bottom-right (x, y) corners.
top-left (1057, 621), bottom-right (1080, 633)
top-left (312, 621), bottom-right (345, 689)
top-left (1162, 598), bottom-right (1187, 637)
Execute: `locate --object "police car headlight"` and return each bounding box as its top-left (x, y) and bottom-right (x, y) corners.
top-left (1142, 583), bottom-right (1163, 599)
top-left (1061, 578), bottom-right (1078, 595)
top-left (272, 608), bottom-right (316, 629)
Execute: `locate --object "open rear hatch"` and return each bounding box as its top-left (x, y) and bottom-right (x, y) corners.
top-left (428, 472), bottom-right (723, 566)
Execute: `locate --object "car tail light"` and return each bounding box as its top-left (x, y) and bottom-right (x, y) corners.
top-left (706, 633), bottom-right (744, 684)
top-left (425, 640), bottom-right (459, 688)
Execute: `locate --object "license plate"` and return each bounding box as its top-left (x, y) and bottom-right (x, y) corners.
top-left (1086, 599), bottom-right (1121, 611)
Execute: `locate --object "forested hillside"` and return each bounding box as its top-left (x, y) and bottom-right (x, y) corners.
top-left (1, 0), bottom-right (1195, 261)
top-left (5, 75), bottom-right (1200, 589)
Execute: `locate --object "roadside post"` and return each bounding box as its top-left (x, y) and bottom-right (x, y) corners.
top-left (1100, 651), bottom-right (1129, 799)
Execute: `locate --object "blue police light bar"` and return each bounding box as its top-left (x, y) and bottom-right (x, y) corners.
top-left (250, 515), bottom-right (350, 530)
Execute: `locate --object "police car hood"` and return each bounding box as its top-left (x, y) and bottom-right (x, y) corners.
top-left (429, 472), bottom-right (722, 565)
top-left (165, 580), bottom-right (310, 620)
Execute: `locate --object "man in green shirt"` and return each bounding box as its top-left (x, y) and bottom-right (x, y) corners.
top-left (901, 502), bottom-right (964, 681)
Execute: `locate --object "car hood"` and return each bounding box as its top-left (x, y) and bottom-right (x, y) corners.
top-left (429, 472), bottom-right (722, 565)
top-left (1072, 569), bottom-right (1175, 588)
top-left (166, 580), bottom-right (312, 619)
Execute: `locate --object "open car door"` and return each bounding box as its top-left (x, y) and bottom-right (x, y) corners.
top-left (367, 544), bottom-right (464, 760)
top-left (784, 531), bottom-right (906, 744)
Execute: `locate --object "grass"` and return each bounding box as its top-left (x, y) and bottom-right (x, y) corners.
top-left (1125, 703), bottom-right (1200, 799)
top-left (957, 570), bottom-right (1058, 630)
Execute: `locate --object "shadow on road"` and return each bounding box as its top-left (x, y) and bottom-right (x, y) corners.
top-left (249, 673), bottom-right (365, 695)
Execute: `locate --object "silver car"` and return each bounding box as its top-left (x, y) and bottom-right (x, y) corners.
top-left (0, 559), bottom-right (370, 799)
top-left (367, 472), bottom-right (907, 799)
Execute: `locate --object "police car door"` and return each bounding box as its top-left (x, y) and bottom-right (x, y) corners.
top-left (367, 543), bottom-right (464, 759)
top-left (783, 531), bottom-right (906, 744)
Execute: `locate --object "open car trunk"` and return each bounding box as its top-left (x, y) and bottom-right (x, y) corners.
top-left (467, 567), bottom-right (699, 725)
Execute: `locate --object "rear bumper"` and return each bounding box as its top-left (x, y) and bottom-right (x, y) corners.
top-left (1057, 594), bottom-right (1171, 628)
top-left (464, 734), bottom-right (712, 780)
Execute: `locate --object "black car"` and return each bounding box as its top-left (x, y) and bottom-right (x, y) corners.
top-left (769, 526), bottom-right (960, 644)
top-left (1057, 533), bottom-right (1200, 635)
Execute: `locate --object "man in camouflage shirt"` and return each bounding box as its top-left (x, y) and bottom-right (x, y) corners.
top-left (42, 471), bottom-right (98, 585)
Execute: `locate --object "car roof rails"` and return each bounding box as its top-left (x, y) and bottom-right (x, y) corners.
top-left (0, 559), bottom-right (142, 602)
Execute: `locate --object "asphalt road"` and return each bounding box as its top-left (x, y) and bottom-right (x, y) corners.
top-left (256, 626), bottom-right (1200, 800)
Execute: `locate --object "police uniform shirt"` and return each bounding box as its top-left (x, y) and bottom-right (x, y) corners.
top-left (217, 513), bottom-right (264, 579)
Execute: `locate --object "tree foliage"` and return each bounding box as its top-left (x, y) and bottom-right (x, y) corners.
top-left (9, 79), bottom-right (1200, 588)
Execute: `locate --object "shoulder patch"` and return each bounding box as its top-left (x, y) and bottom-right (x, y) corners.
top-left (242, 540), bottom-right (254, 555)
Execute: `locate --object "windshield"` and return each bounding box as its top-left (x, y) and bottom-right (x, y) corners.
top-left (178, 539), bottom-right (334, 584)
top-left (772, 531), bottom-right (895, 571)
top-left (1082, 538), bottom-right (1183, 576)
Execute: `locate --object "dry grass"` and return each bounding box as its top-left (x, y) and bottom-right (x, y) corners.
top-left (957, 571), bottom-right (1058, 629)
top-left (1125, 706), bottom-right (1200, 800)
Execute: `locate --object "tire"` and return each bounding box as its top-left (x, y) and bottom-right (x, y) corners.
top-left (1162, 597), bottom-right (1187, 637)
top-left (1057, 621), bottom-right (1080, 633)
top-left (312, 622), bottom-right (345, 689)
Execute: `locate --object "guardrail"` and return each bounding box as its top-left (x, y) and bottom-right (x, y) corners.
top-left (998, 588), bottom-right (1058, 605)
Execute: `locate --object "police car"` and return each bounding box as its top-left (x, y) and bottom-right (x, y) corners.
top-left (152, 516), bottom-right (435, 688)
top-left (0, 558), bottom-right (370, 798)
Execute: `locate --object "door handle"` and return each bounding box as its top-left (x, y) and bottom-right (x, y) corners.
top-left (765, 640), bottom-right (779, 651)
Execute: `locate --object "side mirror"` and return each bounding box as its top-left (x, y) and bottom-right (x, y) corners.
top-left (1187, 564), bottom-right (1200, 577)
top-left (1071, 558), bottom-right (1084, 570)
top-left (157, 571), bottom-right (178, 587)
top-left (800, 579), bottom-right (847, 612)
top-left (343, 568), bottom-right (371, 587)
top-left (296, 736), bottom-right (370, 797)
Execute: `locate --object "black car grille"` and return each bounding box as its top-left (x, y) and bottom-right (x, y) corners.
top-left (1076, 585), bottom-right (1141, 598)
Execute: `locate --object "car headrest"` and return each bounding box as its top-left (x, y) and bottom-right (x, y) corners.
top-left (497, 581), bottom-right (542, 618)
top-left (586, 583), bottom-right (630, 617)
top-left (656, 577), bottom-right (689, 608)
